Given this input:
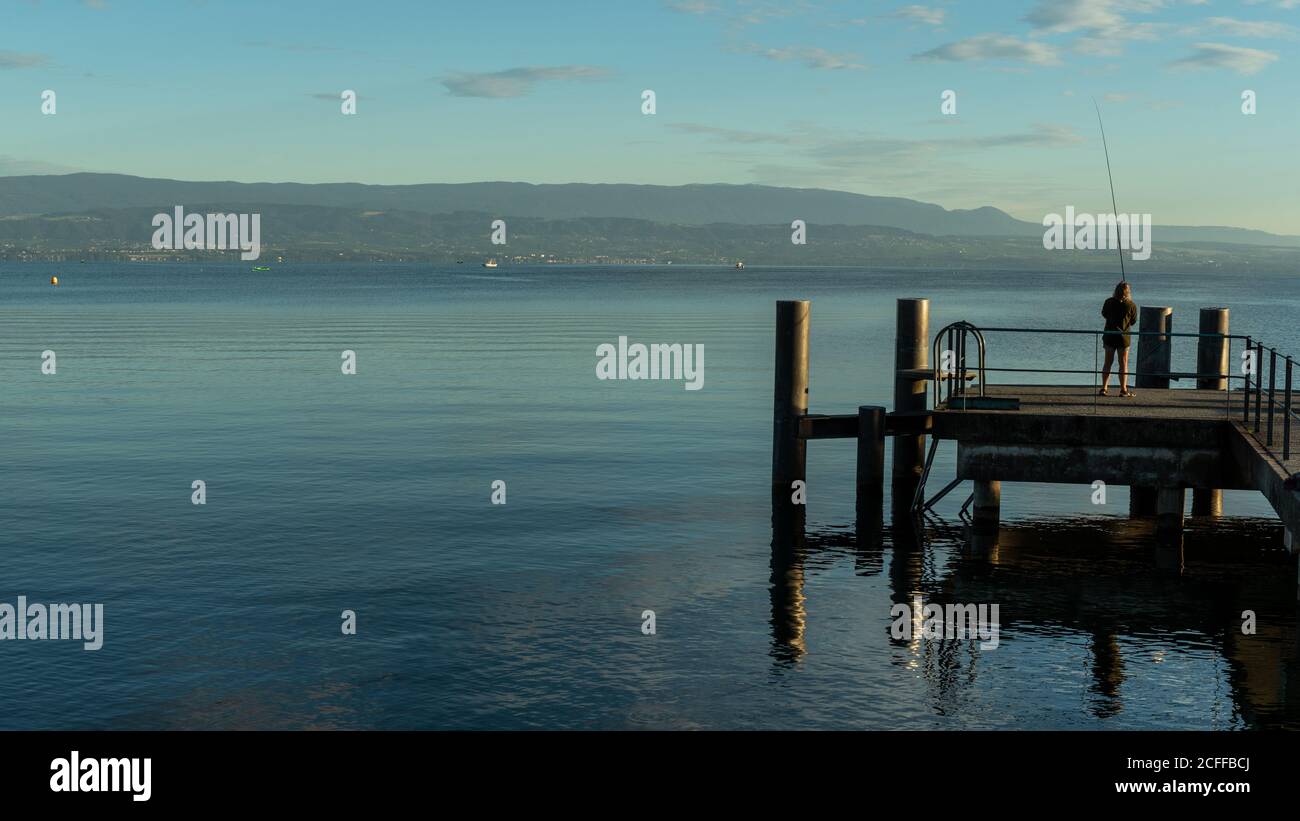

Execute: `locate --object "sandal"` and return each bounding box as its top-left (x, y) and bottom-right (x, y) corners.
top-left (1097, 388), bottom-right (1109, 396)
top-left (1120, 390), bottom-right (1136, 398)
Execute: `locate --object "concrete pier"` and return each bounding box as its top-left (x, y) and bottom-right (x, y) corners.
top-left (769, 296), bottom-right (1300, 593)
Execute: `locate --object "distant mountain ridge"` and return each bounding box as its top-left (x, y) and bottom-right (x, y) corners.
top-left (4, 203), bottom-right (1298, 274)
top-left (0, 173), bottom-right (1296, 248)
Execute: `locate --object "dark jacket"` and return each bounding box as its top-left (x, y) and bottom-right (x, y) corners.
top-left (1101, 297), bottom-right (1137, 348)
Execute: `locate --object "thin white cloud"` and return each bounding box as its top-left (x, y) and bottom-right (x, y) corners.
top-left (732, 41), bottom-right (866, 70)
top-left (888, 5), bottom-right (946, 25)
top-left (1024, 1), bottom-right (1174, 59)
top-left (1202, 16), bottom-right (1296, 38)
top-left (670, 120), bottom-right (1083, 162)
top-left (663, 0), bottom-right (718, 14)
top-left (668, 123), bottom-right (800, 144)
top-left (0, 156), bottom-right (86, 175)
top-left (1023, 0), bottom-right (1126, 34)
top-left (440, 65), bottom-right (611, 98)
top-left (1168, 42), bottom-right (1279, 75)
top-left (0, 51), bottom-right (51, 69)
top-left (914, 34), bottom-right (1063, 66)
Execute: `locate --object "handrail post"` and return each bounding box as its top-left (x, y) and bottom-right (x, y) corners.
top-left (1268, 348), bottom-right (1277, 446)
top-left (945, 326), bottom-right (954, 404)
top-left (1244, 335), bottom-right (1252, 423)
top-left (1255, 340), bottom-right (1264, 431)
top-left (956, 329), bottom-right (967, 400)
top-left (1285, 357), bottom-right (1293, 462)
top-left (1226, 336), bottom-right (1232, 416)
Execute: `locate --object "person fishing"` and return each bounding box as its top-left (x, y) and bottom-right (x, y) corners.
top-left (1099, 281), bottom-right (1138, 397)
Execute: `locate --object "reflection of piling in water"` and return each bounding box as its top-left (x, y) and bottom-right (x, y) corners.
top-left (769, 505), bottom-right (807, 664)
top-left (936, 518), bottom-right (1300, 725)
top-left (1156, 487), bottom-right (1186, 548)
top-left (1088, 629), bottom-right (1125, 718)
top-left (1154, 537), bottom-right (1185, 574)
top-left (887, 521), bottom-right (926, 647)
top-left (966, 521), bottom-right (1001, 562)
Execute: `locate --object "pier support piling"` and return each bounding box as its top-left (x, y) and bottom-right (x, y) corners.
top-left (1191, 488), bottom-right (1223, 517)
top-left (892, 299), bottom-right (929, 498)
top-left (1156, 486), bottom-right (1186, 544)
top-left (1136, 306), bottom-right (1173, 389)
top-left (1196, 307), bottom-right (1230, 390)
top-left (1130, 487), bottom-right (1158, 517)
top-left (772, 300), bottom-right (810, 502)
top-left (856, 405), bottom-right (885, 514)
top-left (972, 480), bottom-right (1001, 528)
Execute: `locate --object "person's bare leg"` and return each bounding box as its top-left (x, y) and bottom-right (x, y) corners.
top-left (1119, 348), bottom-right (1132, 395)
top-left (1100, 347), bottom-right (1115, 394)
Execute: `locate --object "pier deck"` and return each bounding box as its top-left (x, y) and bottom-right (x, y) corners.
top-left (942, 384), bottom-right (1241, 420)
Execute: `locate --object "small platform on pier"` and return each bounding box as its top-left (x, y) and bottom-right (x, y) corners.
top-left (939, 384), bottom-right (1239, 420)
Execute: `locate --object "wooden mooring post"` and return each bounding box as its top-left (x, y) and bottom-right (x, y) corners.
top-left (1193, 307), bottom-right (1230, 517)
top-left (771, 300), bottom-right (810, 502)
top-left (856, 405), bottom-right (886, 511)
top-left (892, 299), bottom-right (929, 495)
top-left (1132, 306), bottom-right (1173, 516)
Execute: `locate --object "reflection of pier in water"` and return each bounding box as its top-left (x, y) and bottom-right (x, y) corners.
top-left (768, 294), bottom-right (1300, 727)
top-left (769, 509), bottom-right (1300, 728)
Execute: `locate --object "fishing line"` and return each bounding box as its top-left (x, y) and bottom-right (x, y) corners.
top-left (1092, 98), bottom-right (1126, 282)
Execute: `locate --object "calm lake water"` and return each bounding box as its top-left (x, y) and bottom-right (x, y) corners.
top-left (1, 262), bottom-right (1297, 729)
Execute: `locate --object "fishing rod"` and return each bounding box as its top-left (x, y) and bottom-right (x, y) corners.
top-left (1092, 98), bottom-right (1126, 282)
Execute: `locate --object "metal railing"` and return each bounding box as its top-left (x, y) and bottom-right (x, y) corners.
top-left (1242, 337), bottom-right (1295, 463)
top-left (931, 324), bottom-right (1297, 466)
top-left (931, 321), bottom-right (986, 407)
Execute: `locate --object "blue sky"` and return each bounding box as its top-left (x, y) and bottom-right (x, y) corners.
top-left (1, 0), bottom-right (1297, 232)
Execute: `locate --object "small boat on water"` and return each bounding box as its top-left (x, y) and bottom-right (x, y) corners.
top-left (735, 261), bottom-right (745, 270)
top-left (483, 259), bottom-right (498, 269)
top-left (252, 266), bottom-right (271, 271)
